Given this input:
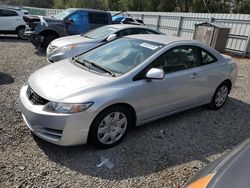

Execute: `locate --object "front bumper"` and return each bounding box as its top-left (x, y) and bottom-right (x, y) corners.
top-left (19, 85), bottom-right (94, 146)
top-left (25, 29), bottom-right (44, 48)
top-left (28, 34), bottom-right (44, 48)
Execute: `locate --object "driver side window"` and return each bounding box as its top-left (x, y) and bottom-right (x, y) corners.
top-left (152, 46), bottom-right (199, 74)
top-left (69, 12), bottom-right (87, 25)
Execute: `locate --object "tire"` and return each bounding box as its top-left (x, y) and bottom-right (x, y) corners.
top-left (88, 106), bottom-right (132, 149)
top-left (17, 27), bottom-right (26, 40)
top-left (209, 82), bottom-right (230, 110)
top-left (42, 34), bottom-right (58, 50)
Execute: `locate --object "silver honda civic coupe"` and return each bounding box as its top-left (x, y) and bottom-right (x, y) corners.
top-left (20, 34), bottom-right (237, 148)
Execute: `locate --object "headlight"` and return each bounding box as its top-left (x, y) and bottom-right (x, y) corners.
top-left (50, 44), bottom-right (77, 55)
top-left (186, 173), bottom-right (215, 188)
top-left (61, 44), bottom-right (77, 52)
top-left (44, 102), bottom-right (93, 114)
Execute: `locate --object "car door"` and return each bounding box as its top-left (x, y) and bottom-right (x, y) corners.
top-left (66, 11), bottom-right (88, 35)
top-left (88, 12), bottom-right (110, 30)
top-left (0, 9), bottom-right (19, 31)
top-left (136, 45), bottom-right (206, 121)
top-left (194, 47), bottom-right (220, 101)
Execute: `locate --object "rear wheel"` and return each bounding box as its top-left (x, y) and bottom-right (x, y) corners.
top-left (88, 106), bottom-right (132, 149)
top-left (17, 27), bottom-right (26, 40)
top-left (209, 82), bottom-right (230, 110)
top-left (42, 34), bottom-right (58, 50)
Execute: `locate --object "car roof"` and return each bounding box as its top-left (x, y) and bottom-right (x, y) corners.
top-left (66, 8), bottom-right (110, 14)
top-left (0, 6), bottom-right (28, 12)
top-left (107, 24), bottom-right (156, 30)
top-left (126, 34), bottom-right (195, 45)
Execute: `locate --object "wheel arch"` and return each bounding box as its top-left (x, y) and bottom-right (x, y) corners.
top-left (87, 102), bottom-right (137, 146)
top-left (15, 25), bottom-right (26, 32)
top-left (93, 102), bottom-right (137, 127)
top-left (39, 29), bottom-right (59, 37)
top-left (221, 79), bottom-right (232, 93)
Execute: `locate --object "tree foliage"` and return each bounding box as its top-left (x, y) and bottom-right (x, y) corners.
top-left (1, 0), bottom-right (250, 13)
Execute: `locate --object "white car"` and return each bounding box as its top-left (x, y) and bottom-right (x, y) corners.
top-left (0, 6), bottom-right (28, 39)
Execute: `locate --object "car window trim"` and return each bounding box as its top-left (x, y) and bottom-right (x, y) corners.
top-left (133, 45), bottom-right (202, 81)
top-left (197, 47), bottom-right (218, 66)
top-left (0, 9), bottom-right (18, 17)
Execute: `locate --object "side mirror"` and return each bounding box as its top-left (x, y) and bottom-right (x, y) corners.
top-left (146, 68), bottom-right (164, 80)
top-left (65, 18), bottom-right (74, 24)
top-left (106, 34), bottom-right (117, 42)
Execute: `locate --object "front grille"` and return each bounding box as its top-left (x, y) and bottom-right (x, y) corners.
top-left (26, 23), bottom-right (36, 31)
top-left (26, 86), bottom-right (48, 105)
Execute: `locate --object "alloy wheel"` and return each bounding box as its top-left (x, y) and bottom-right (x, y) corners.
top-left (215, 85), bottom-right (228, 107)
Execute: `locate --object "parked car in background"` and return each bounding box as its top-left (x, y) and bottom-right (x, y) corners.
top-left (23, 8), bottom-right (112, 49)
top-left (186, 138), bottom-right (250, 188)
top-left (20, 35), bottom-right (237, 148)
top-left (0, 6), bottom-right (29, 39)
top-left (46, 24), bottom-right (162, 63)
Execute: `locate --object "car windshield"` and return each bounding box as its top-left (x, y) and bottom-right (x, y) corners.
top-left (83, 26), bottom-right (118, 39)
top-left (77, 38), bottom-right (164, 75)
top-left (53, 9), bottom-right (73, 20)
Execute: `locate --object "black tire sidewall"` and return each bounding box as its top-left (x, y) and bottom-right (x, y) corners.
top-left (17, 27), bottom-right (26, 40)
top-left (88, 106), bottom-right (132, 149)
top-left (42, 34), bottom-right (58, 50)
top-left (210, 83), bottom-right (229, 110)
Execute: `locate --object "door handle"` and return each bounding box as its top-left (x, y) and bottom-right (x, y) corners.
top-left (190, 73), bottom-right (199, 79)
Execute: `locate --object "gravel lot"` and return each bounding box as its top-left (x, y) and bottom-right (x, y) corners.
top-left (0, 36), bottom-right (250, 188)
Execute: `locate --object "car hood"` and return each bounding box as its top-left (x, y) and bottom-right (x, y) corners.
top-left (187, 138), bottom-right (250, 188)
top-left (28, 59), bottom-right (113, 102)
top-left (23, 15), bottom-right (64, 25)
top-left (50, 34), bottom-right (97, 48)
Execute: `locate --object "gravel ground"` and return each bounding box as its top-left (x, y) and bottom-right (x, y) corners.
top-left (0, 36), bottom-right (250, 188)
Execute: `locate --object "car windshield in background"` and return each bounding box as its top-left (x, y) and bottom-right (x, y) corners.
top-left (53, 9), bottom-right (73, 20)
top-left (78, 38), bottom-right (164, 74)
top-left (83, 26), bottom-right (118, 39)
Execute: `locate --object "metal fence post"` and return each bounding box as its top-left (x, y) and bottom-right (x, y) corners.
top-left (209, 17), bottom-right (214, 22)
top-left (177, 16), bottom-right (183, 37)
top-left (243, 35), bottom-right (250, 57)
top-left (156, 15), bottom-right (161, 31)
top-left (141, 14), bottom-right (144, 22)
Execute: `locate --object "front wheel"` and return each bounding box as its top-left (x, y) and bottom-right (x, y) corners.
top-left (42, 34), bottom-right (58, 50)
top-left (88, 106), bottom-right (132, 149)
top-left (209, 83), bottom-right (230, 110)
top-left (17, 27), bottom-right (26, 40)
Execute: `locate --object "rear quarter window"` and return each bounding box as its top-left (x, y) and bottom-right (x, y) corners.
top-left (139, 29), bottom-right (159, 34)
top-left (88, 12), bottom-right (109, 24)
top-left (200, 49), bottom-right (217, 65)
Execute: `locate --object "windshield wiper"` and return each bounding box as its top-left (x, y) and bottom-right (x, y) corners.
top-left (83, 59), bottom-right (116, 77)
top-left (73, 57), bottom-right (91, 70)
top-left (85, 36), bottom-right (93, 39)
